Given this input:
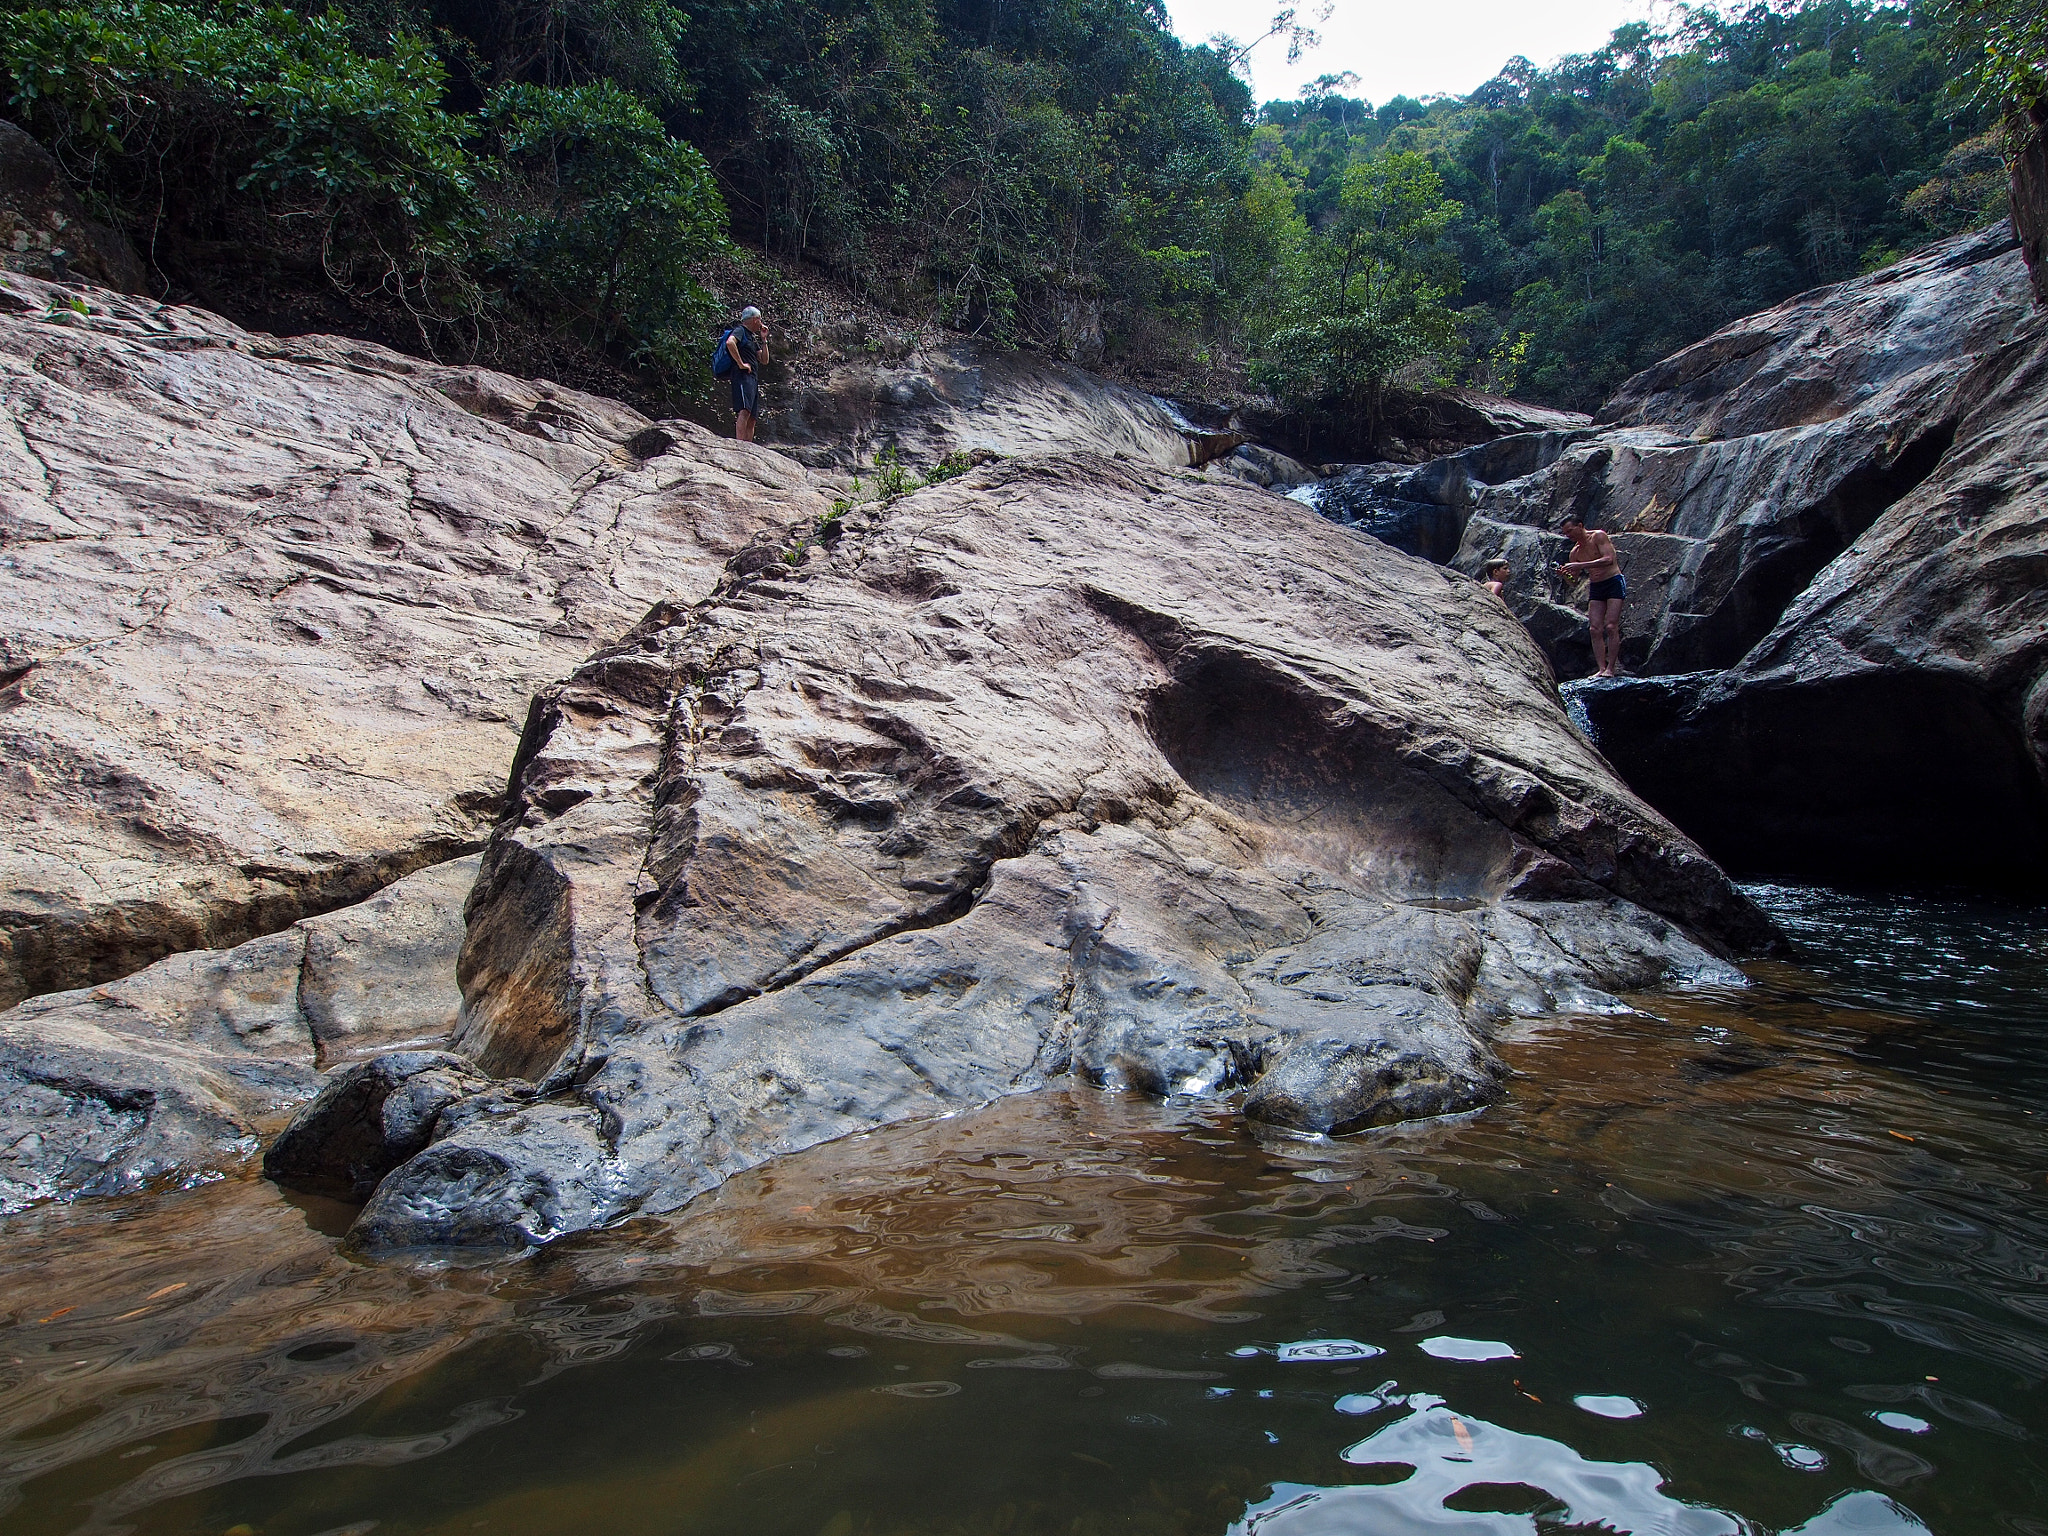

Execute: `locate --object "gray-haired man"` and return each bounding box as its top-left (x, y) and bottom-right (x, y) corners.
top-left (724, 305), bottom-right (770, 442)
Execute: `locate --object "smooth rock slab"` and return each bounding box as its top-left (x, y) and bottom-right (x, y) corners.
top-left (0, 273), bottom-right (811, 1004)
top-left (0, 855), bottom-right (477, 1210)
top-left (330, 452), bottom-right (1770, 1252)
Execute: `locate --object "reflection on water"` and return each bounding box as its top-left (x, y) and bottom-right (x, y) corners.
top-left (2, 885), bottom-right (2045, 1535)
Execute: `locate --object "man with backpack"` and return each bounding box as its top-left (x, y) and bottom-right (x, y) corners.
top-left (714, 306), bottom-right (770, 442)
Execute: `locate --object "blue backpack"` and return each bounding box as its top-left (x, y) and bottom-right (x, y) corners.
top-left (710, 328), bottom-right (736, 378)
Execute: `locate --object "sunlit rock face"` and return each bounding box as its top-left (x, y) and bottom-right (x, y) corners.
top-left (0, 272), bottom-right (810, 1007)
top-left (327, 452), bottom-right (1768, 1252)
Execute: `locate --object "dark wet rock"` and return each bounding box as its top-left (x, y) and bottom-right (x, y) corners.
top-left (1572, 312), bottom-right (2048, 886)
top-left (1295, 228), bottom-right (2034, 683)
top-left (2015, 108), bottom-right (2048, 308)
top-left (0, 271), bottom-right (809, 1006)
top-left (0, 121), bottom-right (148, 294)
top-left (1303, 429), bottom-right (1596, 564)
top-left (313, 451), bottom-right (1766, 1252)
top-left (265, 1050), bottom-right (496, 1201)
top-left (1232, 388), bottom-right (1590, 467)
top-left (0, 856), bottom-right (478, 1211)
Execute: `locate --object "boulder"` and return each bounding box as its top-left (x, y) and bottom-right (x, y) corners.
top-left (1294, 228), bottom-right (2034, 682)
top-left (1574, 317), bottom-right (2048, 886)
top-left (0, 121), bottom-right (148, 295)
top-left (264, 1049), bottom-right (497, 1200)
top-left (1210, 442), bottom-right (1320, 491)
top-left (1231, 389), bottom-right (1591, 468)
top-left (1378, 389), bottom-right (1595, 464)
top-left (0, 271), bottom-right (810, 1005)
top-left (0, 854), bottom-right (477, 1211)
top-left (327, 452), bottom-right (1767, 1252)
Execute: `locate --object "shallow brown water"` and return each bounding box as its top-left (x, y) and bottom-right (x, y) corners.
top-left (1, 886), bottom-right (2044, 1536)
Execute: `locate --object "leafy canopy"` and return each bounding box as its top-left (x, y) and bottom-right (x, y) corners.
top-left (1255, 151), bottom-right (1462, 437)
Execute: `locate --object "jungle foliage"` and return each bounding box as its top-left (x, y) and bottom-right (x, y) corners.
top-left (0, 0), bottom-right (1267, 395)
top-left (0, 0), bottom-right (2024, 420)
top-left (1252, 1), bottom-right (2007, 412)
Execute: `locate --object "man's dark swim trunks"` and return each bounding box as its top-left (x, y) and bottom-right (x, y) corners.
top-left (1589, 573), bottom-right (1626, 602)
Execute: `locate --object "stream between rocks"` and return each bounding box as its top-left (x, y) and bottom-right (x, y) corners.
top-left (1, 885), bottom-right (2043, 1536)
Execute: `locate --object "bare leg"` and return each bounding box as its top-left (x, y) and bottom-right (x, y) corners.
top-left (1600, 599), bottom-right (1625, 676)
top-left (735, 409), bottom-right (756, 443)
top-left (1586, 599), bottom-right (1611, 676)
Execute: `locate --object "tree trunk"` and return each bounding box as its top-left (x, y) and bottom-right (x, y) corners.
top-left (2011, 103), bottom-right (2048, 310)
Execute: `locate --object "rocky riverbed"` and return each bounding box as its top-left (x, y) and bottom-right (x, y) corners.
top-left (3, 213), bottom-right (2042, 1253)
top-left (1, 261), bottom-right (1774, 1243)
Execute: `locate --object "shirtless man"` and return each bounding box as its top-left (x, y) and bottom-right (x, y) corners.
top-left (1557, 515), bottom-right (1626, 677)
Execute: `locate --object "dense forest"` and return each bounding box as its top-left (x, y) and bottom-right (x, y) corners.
top-left (0, 0), bottom-right (2037, 423)
top-left (1253, 1), bottom-right (2012, 412)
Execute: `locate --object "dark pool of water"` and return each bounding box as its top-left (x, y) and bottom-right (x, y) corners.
top-left (2, 886), bottom-right (2045, 1536)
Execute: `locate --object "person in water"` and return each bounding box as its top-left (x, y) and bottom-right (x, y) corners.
top-left (1557, 514), bottom-right (1626, 677)
top-left (1483, 559), bottom-right (1510, 597)
top-left (724, 305), bottom-right (771, 442)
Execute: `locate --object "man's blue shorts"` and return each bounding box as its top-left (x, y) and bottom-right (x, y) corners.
top-left (1589, 573), bottom-right (1626, 602)
top-left (730, 372), bottom-right (759, 415)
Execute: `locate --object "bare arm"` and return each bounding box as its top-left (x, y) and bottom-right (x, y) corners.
top-left (1560, 533), bottom-right (1620, 577)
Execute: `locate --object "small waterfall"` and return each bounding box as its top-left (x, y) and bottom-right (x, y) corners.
top-left (1558, 678), bottom-right (1600, 746)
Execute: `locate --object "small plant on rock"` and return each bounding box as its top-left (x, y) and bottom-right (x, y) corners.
top-left (921, 450), bottom-right (974, 485)
top-left (870, 445), bottom-right (916, 499)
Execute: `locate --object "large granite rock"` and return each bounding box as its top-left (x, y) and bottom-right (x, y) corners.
top-left (1575, 317), bottom-right (2048, 885)
top-left (286, 452), bottom-right (1772, 1253)
top-left (769, 336), bottom-right (1207, 472)
top-left (0, 272), bottom-right (812, 1006)
top-left (0, 121), bottom-right (148, 295)
top-left (1599, 225), bottom-right (2037, 438)
top-left (0, 854), bottom-right (477, 1211)
top-left (1301, 228), bottom-right (2035, 682)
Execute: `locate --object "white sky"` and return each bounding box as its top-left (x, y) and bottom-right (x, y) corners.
top-left (1161, 0), bottom-right (1670, 108)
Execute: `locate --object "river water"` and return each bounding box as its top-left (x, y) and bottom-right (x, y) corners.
top-left (2, 886), bottom-right (2044, 1536)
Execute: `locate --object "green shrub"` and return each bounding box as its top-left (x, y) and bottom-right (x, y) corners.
top-left (2, 2), bottom-right (476, 284)
top-left (484, 80), bottom-right (729, 371)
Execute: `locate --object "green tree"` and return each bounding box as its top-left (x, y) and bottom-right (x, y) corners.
top-left (1, 1), bottom-right (478, 333)
top-left (1256, 150), bottom-right (1463, 446)
top-left (485, 80), bottom-right (727, 370)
